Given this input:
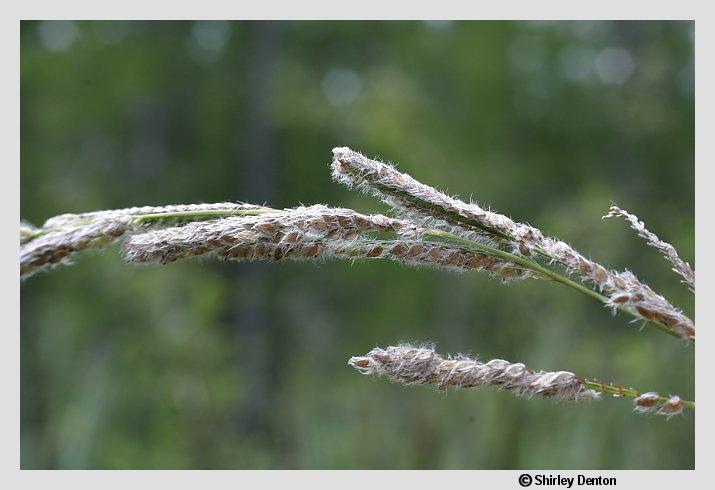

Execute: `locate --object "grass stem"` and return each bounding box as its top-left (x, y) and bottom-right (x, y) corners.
top-left (424, 229), bottom-right (681, 341)
top-left (580, 379), bottom-right (694, 410)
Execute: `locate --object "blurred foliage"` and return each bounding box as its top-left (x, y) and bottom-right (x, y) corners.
top-left (20, 20), bottom-right (694, 469)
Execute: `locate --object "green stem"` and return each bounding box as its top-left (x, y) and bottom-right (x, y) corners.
top-left (131, 207), bottom-right (278, 225)
top-left (423, 228), bottom-right (680, 340)
top-left (580, 379), bottom-right (694, 409)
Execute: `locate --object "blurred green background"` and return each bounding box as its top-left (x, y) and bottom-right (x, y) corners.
top-left (20, 20), bottom-right (694, 469)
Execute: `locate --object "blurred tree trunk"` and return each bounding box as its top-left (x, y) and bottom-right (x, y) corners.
top-left (228, 21), bottom-right (292, 462)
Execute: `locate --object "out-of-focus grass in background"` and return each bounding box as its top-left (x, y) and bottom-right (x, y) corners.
top-left (20, 20), bottom-right (694, 469)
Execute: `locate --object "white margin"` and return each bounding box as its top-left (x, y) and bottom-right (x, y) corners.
top-left (2, 1), bottom-right (711, 488)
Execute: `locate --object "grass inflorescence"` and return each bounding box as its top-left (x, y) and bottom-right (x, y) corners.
top-left (20, 147), bottom-right (694, 418)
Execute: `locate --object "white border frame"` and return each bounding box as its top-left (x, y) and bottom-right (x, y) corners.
top-left (3, 1), bottom-right (711, 487)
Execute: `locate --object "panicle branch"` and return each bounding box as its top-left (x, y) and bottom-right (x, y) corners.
top-left (348, 344), bottom-right (600, 401)
top-left (331, 146), bottom-right (515, 243)
top-left (603, 205), bottom-right (695, 291)
top-left (42, 202), bottom-right (268, 229)
top-left (332, 147), bottom-right (694, 341)
top-left (122, 205), bottom-right (422, 264)
top-left (123, 205), bottom-right (537, 281)
top-left (330, 239), bottom-right (537, 281)
top-left (349, 344), bottom-right (694, 417)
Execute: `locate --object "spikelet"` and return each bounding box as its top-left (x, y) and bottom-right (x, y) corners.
top-left (603, 205), bottom-right (695, 291)
top-left (633, 392), bottom-right (685, 419)
top-left (348, 344), bottom-right (600, 401)
top-left (332, 147), bottom-right (694, 341)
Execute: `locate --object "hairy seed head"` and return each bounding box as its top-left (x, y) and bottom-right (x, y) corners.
top-left (603, 205), bottom-right (694, 290)
top-left (348, 344), bottom-right (600, 401)
top-left (332, 147), bottom-right (694, 341)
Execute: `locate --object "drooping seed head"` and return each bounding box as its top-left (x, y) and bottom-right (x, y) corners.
top-left (332, 148), bottom-right (695, 341)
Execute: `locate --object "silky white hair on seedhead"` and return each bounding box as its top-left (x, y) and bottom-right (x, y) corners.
top-left (332, 147), bottom-right (694, 342)
top-left (348, 344), bottom-right (600, 402)
top-left (633, 392), bottom-right (685, 419)
top-left (603, 204), bottom-right (694, 291)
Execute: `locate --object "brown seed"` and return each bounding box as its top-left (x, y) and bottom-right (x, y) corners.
top-left (635, 306), bottom-right (657, 320)
top-left (578, 258), bottom-right (593, 277)
top-left (303, 243), bottom-right (322, 257)
top-left (283, 230), bottom-right (300, 244)
top-left (612, 276), bottom-right (627, 290)
top-left (51, 249), bottom-right (69, 263)
top-left (594, 265), bottom-right (608, 283)
top-left (499, 266), bottom-right (518, 278)
top-left (468, 254), bottom-right (492, 269)
top-left (389, 243), bottom-right (407, 256)
top-left (109, 227), bottom-right (126, 238)
top-left (635, 394), bottom-right (659, 408)
top-left (219, 233), bottom-right (235, 244)
top-left (309, 218), bottom-right (329, 231)
top-left (518, 242), bottom-right (532, 257)
top-left (406, 244), bottom-right (424, 258)
top-left (352, 358), bottom-right (370, 368)
top-left (366, 245), bottom-right (383, 258)
top-left (443, 250), bottom-right (462, 267)
top-left (663, 398), bottom-right (684, 413)
top-left (254, 243), bottom-right (269, 257)
top-left (273, 246), bottom-right (284, 261)
top-left (352, 215), bottom-right (369, 230)
top-left (425, 248), bottom-right (441, 262)
top-left (231, 247), bottom-right (248, 259)
top-left (337, 215), bottom-right (352, 229)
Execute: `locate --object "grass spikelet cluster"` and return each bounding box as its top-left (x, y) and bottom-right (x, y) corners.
top-left (349, 344), bottom-right (694, 417)
top-left (349, 344), bottom-right (600, 401)
top-left (633, 392), bottom-right (686, 419)
top-left (123, 205), bottom-right (421, 263)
